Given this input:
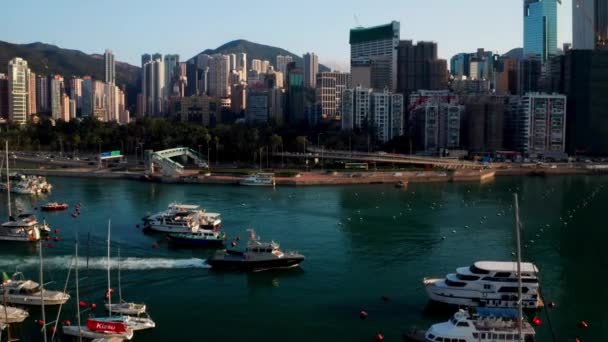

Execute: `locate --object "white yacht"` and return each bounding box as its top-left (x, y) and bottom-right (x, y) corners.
top-left (0, 216), bottom-right (42, 242)
top-left (424, 261), bottom-right (541, 309)
top-left (0, 304), bottom-right (29, 323)
top-left (412, 309), bottom-right (536, 342)
top-left (240, 173), bottom-right (275, 186)
top-left (143, 203), bottom-right (222, 233)
top-left (0, 272), bottom-right (70, 306)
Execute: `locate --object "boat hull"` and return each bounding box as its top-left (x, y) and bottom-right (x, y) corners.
top-left (207, 256), bottom-right (304, 271)
top-left (62, 326), bottom-right (134, 340)
top-left (40, 206), bottom-right (69, 211)
top-left (105, 303), bottom-right (147, 316)
top-left (168, 235), bottom-right (225, 248)
top-left (3, 294), bottom-right (70, 306)
top-left (0, 305), bottom-right (29, 323)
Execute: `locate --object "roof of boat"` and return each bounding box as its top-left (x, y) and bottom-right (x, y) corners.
top-left (475, 308), bottom-right (520, 319)
top-left (474, 261), bottom-right (538, 273)
top-left (169, 203), bottom-right (200, 210)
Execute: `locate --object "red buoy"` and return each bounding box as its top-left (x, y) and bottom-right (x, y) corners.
top-left (47, 243), bottom-right (53, 248)
top-left (71, 213), bottom-right (77, 218)
top-left (37, 320), bottom-right (44, 327)
top-left (79, 301), bottom-right (87, 308)
top-left (54, 236), bottom-right (59, 242)
top-left (104, 294), bottom-right (109, 300)
top-left (91, 303), bottom-right (97, 309)
top-left (63, 320), bottom-right (71, 326)
top-left (375, 333), bottom-right (384, 341)
top-left (45, 236), bottom-right (50, 241)
top-left (579, 321), bottom-right (589, 328)
top-left (236, 236), bottom-right (241, 241)
top-left (575, 339), bottom-right (581, 342)
top-left (109, 288), bottom-right (115, 294)
top-left (532, 316), bottom-right (542, 326)
top-left (50, 326), bottom-right (56, 333)
top-left (54, 229), bottom-right (60, 234)
top-left (359, 311), bottom-right (368, 320)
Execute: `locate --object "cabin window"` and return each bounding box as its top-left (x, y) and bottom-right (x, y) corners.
top-left (456, 274), bottom-right (480, 281)
top-left (435, 338), bottom-right (443, 342)
top-left (506, 334), bottom-right (514, 340)
top-left (524, 334), bottom-right (534, 342)
top-left (266, 249), bottom-right (273, 253)
top-left (493, 333), bottom-right (499, 339)
top-left (472, 333), bottom-right (479, 339)
top-left (428, 334), bottom-right (435, 340)
top-left (480, 333), bottom-right (486, 339)
top-left (456, 322), bottom-right (469, 327)
top-left (495, 272), bottom-right (511, 278)
top-left (499, 334), bottom-right (506, 339)
top-left (483, 284), bottom-right (492, 290)
top-left (470, 265), bottom-right (490, 274)
top-left (522, 278), bottom-right (538, 283)
top-left (445, 279), bottom-right (467, 287)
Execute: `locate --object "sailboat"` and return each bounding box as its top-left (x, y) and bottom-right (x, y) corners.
top-left (0, 141), bottom-right (41, 242)
top-left (105, 249), bottom-right (148, 316)
top-left (406, 194), bottom-right (537, 342)
top-left (103, 221), bottom-right (155, 331)
top-left (62, 242), bottom-right (135, 341)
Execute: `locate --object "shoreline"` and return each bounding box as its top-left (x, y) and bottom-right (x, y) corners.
top-left (11, 166), bottom-right (604, 187)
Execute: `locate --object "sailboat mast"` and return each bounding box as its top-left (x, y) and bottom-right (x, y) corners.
top-left (514, 194), bottom-right (523, 341)
top-left (39, 240), bottom-right (47, 342)
top-left (107, 220), bottom-right (112, 315)
top-left (5, 140), bottom-right (11, 219)
top-left (75, 243), bottom-right (82, 342)
top-left (118, 248), bottom-right (122, 303)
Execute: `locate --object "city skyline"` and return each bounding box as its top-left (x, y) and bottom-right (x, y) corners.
top-left (2, 0), bottom-right (573, 71)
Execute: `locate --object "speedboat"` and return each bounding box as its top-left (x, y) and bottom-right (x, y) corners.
top-left (0, 304), bottom-right (29, 323)
top-left (239, 173), bottom-right (275, 186)
top-left (407, 308), bottom-right (536, 342)
top-left (94, 315), bottom-right (155, 331)
top-left (62, 318), bottom-right (134, 340)
top-left (40, 202), bottom-right (69, 211)
top-left (168, 230), bottom-right (226, 248)
top-left (423, 261), bottom-right (542, 309)
top-left (0, 272), bottom-right (70, 306)
top-left (207, 229), bottom-right (304, 271)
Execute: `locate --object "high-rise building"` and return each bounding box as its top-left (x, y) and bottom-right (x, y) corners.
top-left (236, 53), bottom-right (247, 81)
top-left (164, 54), bottom-right (180, 98)
top-left (196, 54), bottom-right (213, 70)
top-left (0, 74), bottom-right (8, 119)
top-left (524, 0), bottom-right (559, 61)
top-left (409, 90), bottom-right (463, 152)
top-left (7, 58), bottom-right (31, 124)
top-left (512, 93), bottom-right (567, 156)
top-left (261, 60), bottom-right (271, 73)
top-left (36, 75), bottom-right (49, 113)
top-left (104, 49), bottom-right (115, 84)
top-left (142, 53), bottom-right (165, 116)
top-left (208, 54), bottom-right (230, 98)
top-left (397, 40), bottom-right (448, 96)
top-left (350, 21), bottom-right (400, 91)
top-left (315, 71), bottom-right (352, 121)
top-left (450, 53), bottom-right (471, 78)
top-left (70, 78), bottom-right (83, 114)
top-left (228, 54), bottom-right (237, 71)
top-left (231, 83), bottom-right (247, 114)
top-left (186, 63), bottom-right (199, 96)
top-left (341, 86), bottom-right (403, 142)
top-left (246, 88), bottom-right (270, 123)
top-left (169, 95), bottom-right (219, 125)
top-left (518, 58), bottom-right (543, 94)
top-left (303, 53), bottom-right (319, 88)
top-left (573, 0), bottom-right (608, 49)
top-left (461, 95), bottom-right (509, 152)
top-left (251, 59), bottom-right (262, 73)
top-left (28, 72), bottom-right (36, 115)
top-left (81, 77), bottom-right (93, 117)
top-left (276, 55), bottom-right (293, 76)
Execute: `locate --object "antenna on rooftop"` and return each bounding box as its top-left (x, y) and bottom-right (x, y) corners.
top-left (354, 14), bottom-right (363, 28)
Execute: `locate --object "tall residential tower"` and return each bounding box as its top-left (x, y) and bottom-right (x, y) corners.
top-left (104, 49), bottom-right (115, 84)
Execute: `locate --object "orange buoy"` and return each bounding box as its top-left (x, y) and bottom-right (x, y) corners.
top-left (579, 321), bottom-right (589, 328)
top-left (63, 320), bottom-right (71, 326)
top-left (532, 317), bottom-right (542, 326)
top-left (375, 333), bottom-right (384, 341)
top-left (359, 311), bottom-right (368, 320)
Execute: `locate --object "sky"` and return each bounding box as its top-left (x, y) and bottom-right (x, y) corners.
top-left (2, 0), bottom-right (573, 71)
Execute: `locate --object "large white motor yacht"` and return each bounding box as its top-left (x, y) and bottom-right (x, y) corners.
top-left (424, 261), bottom-right (542, 309)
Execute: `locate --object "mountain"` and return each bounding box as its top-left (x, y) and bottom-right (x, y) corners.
top-left (503, 48), bottom-right (523, 60)
top-left (0, 40), bottom-right (140, 107)
top-left (190, 39), bottom-right (331, 72)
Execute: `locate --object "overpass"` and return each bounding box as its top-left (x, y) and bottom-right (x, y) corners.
top-left (145, 147), bottom-right (208, 176)
top-left (275, 148), bottom-right (484, 169)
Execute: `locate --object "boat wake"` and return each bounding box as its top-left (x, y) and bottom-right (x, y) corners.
top-left (0, 256), bottom-right (211, 270)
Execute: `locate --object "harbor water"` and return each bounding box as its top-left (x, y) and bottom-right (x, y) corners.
top-left (0, 175), bottom-right (606, 341)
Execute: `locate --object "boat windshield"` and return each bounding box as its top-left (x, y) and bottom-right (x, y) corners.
top-left (469, 265), bottom-right (490, 275)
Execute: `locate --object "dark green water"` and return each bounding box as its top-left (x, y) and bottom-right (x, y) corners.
top-left (0, 176), bottom-right (606, 341)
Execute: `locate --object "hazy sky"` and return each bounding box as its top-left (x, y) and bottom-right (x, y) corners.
top-left (2, 0), bottom-right (573, 70)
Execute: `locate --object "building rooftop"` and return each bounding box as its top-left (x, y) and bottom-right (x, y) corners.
top-left (349, 21), bottom-right (399, 44)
